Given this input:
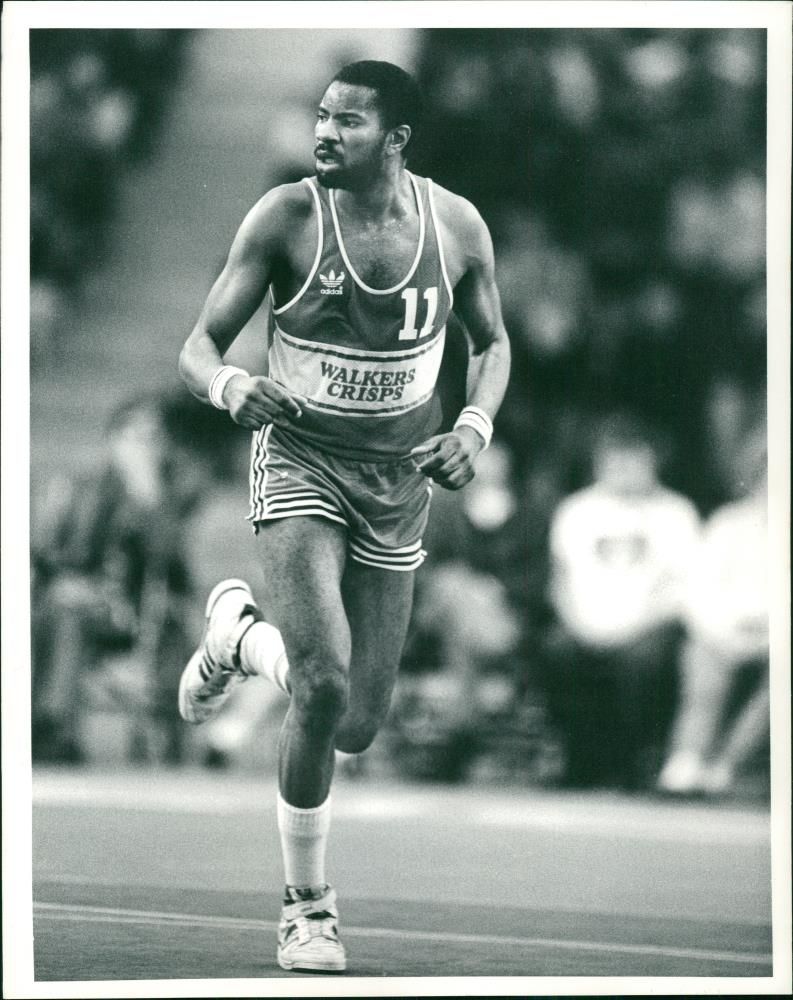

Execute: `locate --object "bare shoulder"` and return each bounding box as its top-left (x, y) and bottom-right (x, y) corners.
top-left (427, 179), bottom-right (492, 265)
top-left (237, 180), bottom-right (315, 250)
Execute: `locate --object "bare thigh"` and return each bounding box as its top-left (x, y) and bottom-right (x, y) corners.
top-left (254, 516), bottom-right (350, 689)
top-left (254, 516), bottom-right (416, 753)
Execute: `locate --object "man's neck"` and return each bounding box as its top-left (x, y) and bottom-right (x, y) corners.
top-left (334, 164), bottom-right (413, 225)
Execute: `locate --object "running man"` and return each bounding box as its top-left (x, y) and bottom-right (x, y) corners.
top-left (177, 60), bottom-right (511, 973)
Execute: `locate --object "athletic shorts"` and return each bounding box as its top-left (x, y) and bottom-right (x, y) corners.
top-left (247, 425), bottom-right (432, 571)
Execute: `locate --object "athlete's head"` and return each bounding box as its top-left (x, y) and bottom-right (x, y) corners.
top-left (315, 60), bottom-right (422, 189)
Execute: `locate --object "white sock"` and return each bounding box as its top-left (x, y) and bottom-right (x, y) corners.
top-left (240, 621), bottom-right (290, 694)
top-left (277, 793), bottom-right (331, 889)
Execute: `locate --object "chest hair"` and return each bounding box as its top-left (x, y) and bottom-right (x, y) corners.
top-left (342, 218), bottom-right (421, 289)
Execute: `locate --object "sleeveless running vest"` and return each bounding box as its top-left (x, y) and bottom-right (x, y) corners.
top-left (267, 172), bottom-right (454, 460)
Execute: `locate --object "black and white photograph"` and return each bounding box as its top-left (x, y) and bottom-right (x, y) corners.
top-left (2, 1), bottom-right (791, 996)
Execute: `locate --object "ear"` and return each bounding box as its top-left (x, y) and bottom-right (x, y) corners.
top-left (386, 124), bottom-right (411, 157)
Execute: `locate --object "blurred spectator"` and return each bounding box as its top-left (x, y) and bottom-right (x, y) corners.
top-left (30, 30), bottom-right (191, 368)
top-left (31, 390), bottom-right (208, 763)
top-left (415, 28), bottom-right (766, 513)
top-left (418, 444), bottom-right (524, 675)
top-left (657, 424), bottom-right (769, 796)
top-left (389, 442), bottom-right (527, 781)
top-left (702, 377), bottom-right (767, 502)
top-left (539, 413), bottom-right (700, 789)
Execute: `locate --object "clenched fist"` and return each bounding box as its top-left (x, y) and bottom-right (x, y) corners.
top-left (224, 374), bottom-right (305, 430)
top-left (410, 426), bottom-right (485, 490)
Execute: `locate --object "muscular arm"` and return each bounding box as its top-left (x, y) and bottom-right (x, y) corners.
top-left (454, 216), bottom-right (511, 417)
top-left (412, 199), bottom-right (511, 489)
top-left (178, 186), bottom-right (306, 427)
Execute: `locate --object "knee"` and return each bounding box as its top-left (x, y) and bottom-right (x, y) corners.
top-left (291, 659), bottom-right (349, 724)
top-left (335, 721), bottom-right (379, 755)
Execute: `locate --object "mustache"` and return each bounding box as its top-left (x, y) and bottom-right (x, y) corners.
top-left (315, 143), bottom-right (339, 156)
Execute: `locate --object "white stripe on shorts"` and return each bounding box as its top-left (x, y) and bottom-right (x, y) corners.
top-left (248, 426), bottom-right (427, 569)
top-left (248, 425), bottom-right (273, 521)
top-left (255, 490), bottom-right (347, 528)
top-left (248, 425), bottom-right (348, 528)
top-left (350, 549), bottom-right (427, 572)
top-left (349, 536), bottom-right (426, 572)
top-left (266, 491), bottom-right (342, 515)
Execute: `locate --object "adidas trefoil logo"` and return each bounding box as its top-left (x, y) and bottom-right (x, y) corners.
top-left (320, 269), bottom-right (345, 295)
top-left (320, 269), bottom-right (345, 288)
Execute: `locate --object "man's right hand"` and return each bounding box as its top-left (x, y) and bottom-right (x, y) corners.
top-left (224, 374), bottom-right (305, 429)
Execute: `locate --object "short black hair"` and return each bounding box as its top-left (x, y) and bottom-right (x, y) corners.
top-left (331, 60), bottom-right (422, 138)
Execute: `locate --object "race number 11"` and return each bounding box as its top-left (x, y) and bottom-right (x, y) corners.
top-left (398, 286), bottom-right (438, 341)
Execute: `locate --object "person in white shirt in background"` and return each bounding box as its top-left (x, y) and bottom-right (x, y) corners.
top-left (657, 423), bottom-right (769, 797)
top-left (543, 413), bottom-right (700, 789)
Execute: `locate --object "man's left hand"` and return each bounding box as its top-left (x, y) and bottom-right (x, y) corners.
top-left (410, 426), bottom-right (485, 490)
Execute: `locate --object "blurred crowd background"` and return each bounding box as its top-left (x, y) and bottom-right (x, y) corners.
top-left (29, 28), bottom-right (770, 799)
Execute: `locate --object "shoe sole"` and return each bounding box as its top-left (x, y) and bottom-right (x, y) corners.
top-left (177, 650), bottom-right (206, 723)
top-left (277, 950), bottom-right (346, 973)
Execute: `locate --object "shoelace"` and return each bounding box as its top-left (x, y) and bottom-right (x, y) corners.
top-left (202, 657), bottom-right (234, 694)
top-left (197, 659), bottom-right (242, 700)
top-left (283, 912), bottom-right (339, 947)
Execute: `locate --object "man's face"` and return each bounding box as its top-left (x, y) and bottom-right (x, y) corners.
top-left (314, 81), bottom-right (389, 189)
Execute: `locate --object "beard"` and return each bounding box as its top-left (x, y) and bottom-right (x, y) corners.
top-left (316, 166), bottom-right (346, 189)
top-left (315, 145), bottom-right (387, 190)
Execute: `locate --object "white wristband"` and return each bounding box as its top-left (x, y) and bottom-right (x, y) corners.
top-left (208, 365), bottom-right (249, 410)
top-left (454, 405), bottom-right (493, 449)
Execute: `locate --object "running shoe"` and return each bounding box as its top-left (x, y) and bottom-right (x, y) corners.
top-left (277, 885), bottom-right (347, 973)
top-left (178, 579), bottom-right (262, 724)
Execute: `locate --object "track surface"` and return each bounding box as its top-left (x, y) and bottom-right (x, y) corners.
top-left (31, 768), bottom-right (773, 984)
